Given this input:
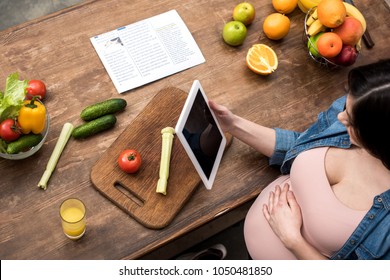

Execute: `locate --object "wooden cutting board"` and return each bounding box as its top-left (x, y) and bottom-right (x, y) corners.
top-left (91, 87), bottom-right (231, 229)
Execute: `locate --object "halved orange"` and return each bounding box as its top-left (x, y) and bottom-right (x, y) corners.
top-left (246, 44), bottom-right (278, 75)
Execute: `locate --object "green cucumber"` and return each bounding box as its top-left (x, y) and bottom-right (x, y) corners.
top-left (80, 98), bottom-right (127, 121)
top-left (72, 114), bottom-right (117, 139)
top-left (6, 134), bottom-right (43, 154)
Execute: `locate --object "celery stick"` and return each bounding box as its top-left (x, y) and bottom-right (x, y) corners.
top-left (38, 122), bottom-right (74, 190)
top-left (156, 127), bottom-right (175, 195)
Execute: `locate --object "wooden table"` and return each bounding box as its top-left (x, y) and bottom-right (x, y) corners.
top-left (1, 0), bottom-right (389, 260)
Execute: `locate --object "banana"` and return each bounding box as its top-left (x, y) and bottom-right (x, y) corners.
top-left (343, 2), bottom-right (367, 33)
top-left (356, 38), bottom-right (362, 52)
top-left (306, 8), bottom-right (318, 27)
top-left (307, 19), bottom-right (325, 36)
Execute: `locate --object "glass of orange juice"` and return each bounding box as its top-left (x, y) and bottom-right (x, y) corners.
top-left (60, 198), bottom-right (86, 240)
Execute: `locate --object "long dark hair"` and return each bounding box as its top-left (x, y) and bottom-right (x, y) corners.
top-left (348, 59), bottom-right (390, 169)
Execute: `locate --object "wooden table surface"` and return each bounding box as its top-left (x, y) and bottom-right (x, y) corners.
top-left (1, 0), bottom-right (389, 260)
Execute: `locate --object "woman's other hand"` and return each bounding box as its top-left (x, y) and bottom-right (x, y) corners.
top-left (262, 183), bottom-right (303, 249)
top-left (263, 183), bottom-right (329, 259)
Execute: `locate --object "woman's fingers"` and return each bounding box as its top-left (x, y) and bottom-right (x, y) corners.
top-left (274, 185), bottom-right (281, 207)
top-left (208, 100), bottom-right (225, 114)
top-left (279, 183), bottom-right (289, 204)
top-left (268, 191), bottom-right (274, 213)
top-left (262, 204), bottom-right (270, 221)
top-left (264, 183), bottom-right (296, 221)
top-left (287, 190), bottom-right (299, 212)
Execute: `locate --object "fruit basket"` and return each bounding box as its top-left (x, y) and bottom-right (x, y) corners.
top-left (303, 6), bottom-right (362, 69)
top-left (0, 111), bottom-right (50, 160)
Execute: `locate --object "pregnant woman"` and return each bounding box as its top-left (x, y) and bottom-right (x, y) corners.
top-left (209, 59), bottom-right (390, 260)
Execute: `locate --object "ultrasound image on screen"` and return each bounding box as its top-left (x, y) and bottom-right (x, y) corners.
top-left (181, 90), bottom-right (223, 178)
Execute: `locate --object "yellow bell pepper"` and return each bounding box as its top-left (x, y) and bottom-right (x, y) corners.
top-left (18, 97), bottom-right (46, 134)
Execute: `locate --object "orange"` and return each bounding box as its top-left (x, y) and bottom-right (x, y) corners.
top-left (246, 44), bottom-right (278, 75)
top-left (272, 0), bottom-right (298, 14)
top-left (263, 13), bottom-right (290, 40)
top-left (317, 0), bottom-right (346, 28)
top-left (316, 32), bottom-right (343, 58)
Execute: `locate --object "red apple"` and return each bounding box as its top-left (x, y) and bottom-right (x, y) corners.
top-left (333, 17), bottom-right (364, 46)
top-left (330, 45), bottom-right (358, 66)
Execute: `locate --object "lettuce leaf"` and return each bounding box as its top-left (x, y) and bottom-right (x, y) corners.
top-left (0, 73), bottom-right (28, 121)
top-left (0, 139), bottom-right (7, 153)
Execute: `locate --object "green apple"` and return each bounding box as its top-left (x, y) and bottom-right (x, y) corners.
top-left (233, 2), bottom-right (256, 26)
top-left (307, 32), bottom-right (323, 58)
top-left (222, 21), bottom-right (247, 46)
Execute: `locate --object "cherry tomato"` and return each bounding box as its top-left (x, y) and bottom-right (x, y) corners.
top-left (0, 119), bottom-right (21, 142)
top-left (118, 149), bottom-right (142, 173)
top-left (26, 80), bottom-right (46, 100)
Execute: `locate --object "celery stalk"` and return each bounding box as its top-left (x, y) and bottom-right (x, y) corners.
top-left (38, 122), bottom-right (74, 190)
top-left (156, 127), bottom-right (175, 195)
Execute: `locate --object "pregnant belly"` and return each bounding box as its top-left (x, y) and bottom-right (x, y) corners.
top-left (244, 175), bottom-right (297, 260)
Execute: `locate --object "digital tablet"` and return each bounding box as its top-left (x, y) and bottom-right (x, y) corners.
top-left (175, 80), bottom-right (227, 190)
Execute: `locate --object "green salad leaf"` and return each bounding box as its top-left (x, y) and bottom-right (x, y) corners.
top-left (0, 73), bottom-right (28, 121)
top-left (0, 139), bottom-right (7, 153)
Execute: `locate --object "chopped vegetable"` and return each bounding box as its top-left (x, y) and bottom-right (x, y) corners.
top-left (38, 123), bottom-right (73, 190)
top-left (156, 127), bottom-right (175, 195)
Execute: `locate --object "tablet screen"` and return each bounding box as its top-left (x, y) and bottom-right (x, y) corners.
top-left (176, 80), bottom-right (226, 189)
top-left (181, 89), bottom-right (223, 178)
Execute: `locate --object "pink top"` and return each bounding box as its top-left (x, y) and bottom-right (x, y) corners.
top-left (244, 147), bottom-right (367, 259)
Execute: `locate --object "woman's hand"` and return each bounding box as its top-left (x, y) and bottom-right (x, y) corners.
top-left (263, 183), bottom-right (328, 259)
top-left (208, 100), bottom-right (276, 157)
top-left (262, 183), bottom-right (303, 249)
top-left (208, 100), bottom-right (235, 133)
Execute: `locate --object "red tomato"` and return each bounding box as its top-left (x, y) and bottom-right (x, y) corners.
top-left (26, 80), bottom-right (46, 100)
top-left (0, 119), bottom-right (21, 142)
top-left (118, 149), bottom-right (142, 173)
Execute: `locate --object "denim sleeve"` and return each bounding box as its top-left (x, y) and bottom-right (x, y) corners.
top-left (323, 95), bottom-right (346, 127)
top-left (269, 127), bottom-right (300, 166)
top-left (268, 95), bottom-right (346, 167)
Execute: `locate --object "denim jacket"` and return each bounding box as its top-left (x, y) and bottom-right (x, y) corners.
top-left (269, 95), bottom-right (390, 260)
top-left (270, 95), bottom-right (350, 174)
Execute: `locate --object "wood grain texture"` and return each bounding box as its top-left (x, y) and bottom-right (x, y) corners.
top-left (0, 0), bottom-right (389, 259)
